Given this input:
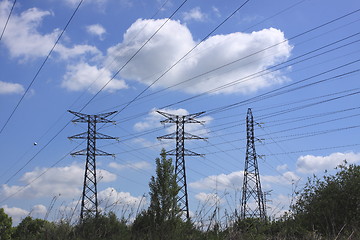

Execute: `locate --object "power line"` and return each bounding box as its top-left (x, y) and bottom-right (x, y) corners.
top-left (0, 0), bottom-right (84, 135)
top-left (0, 0), bottom-right (16, 41)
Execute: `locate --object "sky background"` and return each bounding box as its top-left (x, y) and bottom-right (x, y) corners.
top-left (1, 0), bottom-right (360, 226)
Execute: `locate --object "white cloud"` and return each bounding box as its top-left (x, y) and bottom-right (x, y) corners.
top-left (64, 0), bottom-right (110, 7)
top-left (1, 205), bottom-right (29, 225)
top-left (262, 171), bottom-right (300, 187)
top-left (195, 192), bottom-right (223, 205)
top-left (134, 107), bottom-right (212, 136)
top-left (0, 81), bottom-right (25, 94)
top-left (61, 62), bottom-right (128, 93)
top-left (0, 163), bottom-right (116, 199)
top-left (55, 44), bottom-right (101, 60)
top-left (190, 170), bottom-right (300, 193)
top-left (0, 2), bottom-right (58, 60)
top-left (108, 161), bottom-right (151, 171)
top-left (276, 164), bottom-right (288, 172)
top-left (30, 204), bottom-right (47, 218)
top-left (183, 7), bottom-right (207, 22)
top-left (0, 2), bottom-right (100, 61)
top-left (98, 187), bottom-right (146, 213)
top-left (190, 171), bottom-right (243, 191)
top-left (296, 151), bottom-right (360, 174)
top-left (106, 18), bottom-right (292, 95)
top-left (86, 24), bottom-right (106, 40)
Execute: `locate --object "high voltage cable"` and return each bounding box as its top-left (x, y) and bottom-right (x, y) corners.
top-left (101, 0), bottom-right (252, 119)
top-left (3, 123), bottom-right (77, 184)
top-left (204, 62), bottom-right (360, 117)
top-left (0, 0), bottom-right (84, 136)
top-left (0, 0), bottom-right (16, 41)
top-left (0, 0), bottom-right (177, 181)
top-left (3, 4), bottom-right (360, 202)
top-left (206, 87), bottom-right (360, 132)
top-left (0, 141), bottom-right (83, 204)
top-left (257, 90), bottom-right (360, 120)
top-left (265, 144), bottom-right (360, 156)
top-left (78, 0), bottom-right (190, 112)
top-left (112, 33), bottom-right (360, 124)
top-left (104, 8), bottom-right (360, 118)
top-left (105, 87), bottom-right (360, 150)
top-left (0, 0), bottom-right (188, 186)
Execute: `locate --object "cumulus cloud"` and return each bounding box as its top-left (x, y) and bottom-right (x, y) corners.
top-left (134, 107), bottom-right (212, 135)
top-left (296, 151), bottom-right (360, 173)
top-left (0, 163), bottom-right (116, 199)
top-left (0, 1), bottom-right (100, 61)
top-left (108, 161), bottom-right (151, 171)
top-left (190, 170), bottom-right (300, 192)
top-left (195, 192), bottom-right (223, 205)
top-left (86, 24), bottom-right (106, 40)
top-left (190, 171), bottom-right (243, 191)
top-left (106, 18), bottom-right (292, 95)
top-left (0, 81), bottom-right (25, 94)
top-left (98, 187), bottom-right (146, 212)
top-left (61, 62), bottom-right (128, 93)
top-left (1, 205), bottom-right (29, 225)
top-left (183, 7), bottom-right (207, 22)
top-left (262, 171), bottom-right (300, 188)
top-left (29, 204), bottom-right (48, 220)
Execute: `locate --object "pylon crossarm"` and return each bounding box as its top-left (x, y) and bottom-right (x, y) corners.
top-left (183, 149), bottom-right (204, 156)
top-left (69, 132), bottom-right (88, 139)
top-left (183, 132), bottom-right (207, 140)
top-left (95, 149), bottom-right (114, 156)
top-left (96, 132), bottom-right (118, 140)
top-left (68, 110), bottom-right (89, 122)
top-left (97, 111), bottom-right (117, 119)
top-left (157, 111), bottom-right (178, 122)
top-left (157, 133), bottom-right (177, 140)
top-left (70, 149), bottom-right (87, 156)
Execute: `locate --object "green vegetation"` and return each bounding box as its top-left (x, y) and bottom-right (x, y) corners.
top-left (1, 153), bottom-right (359, 239)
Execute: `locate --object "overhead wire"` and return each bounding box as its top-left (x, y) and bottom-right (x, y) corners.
top-left (0, 0), bottom-right (84, 135)
top-left (111, 30), bottom-right (360, 124)
top-left (3, 2), bottom-right (360, 204)
top-left (0, 0), bottom-right (16, 41)
top-left (0, 0), bottom-right (188, 186)
top-left (104, 8), bottom-right (360, 119)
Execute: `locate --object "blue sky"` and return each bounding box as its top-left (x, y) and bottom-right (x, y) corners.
top-left (1, 0), bottom-right (360, 225)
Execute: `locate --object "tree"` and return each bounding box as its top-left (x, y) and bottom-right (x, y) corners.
top-left (74, 212), bottom-right (130, 240)
top-left (132, 149), bottom-right (183, 239)
top-left (148, 149), bottom-right (180, 223)
top-left (0, 208), bottom-right (12, 240)
top-left (12, 216), bottom-right (54, 240)
top-left (291, 163), bottom-right (360, 238)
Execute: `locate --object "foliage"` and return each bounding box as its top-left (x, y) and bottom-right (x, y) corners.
top-left (73, 212), bottom-right (130, 240)
top-left (12, 216), bottom-right (54, 240)
top-left (132, 149), bottom-right (185, 239)
top-left (0, 208), bottom-right (13, 240)
top-left (291, 163), bottom-right (360, 238)
top-left (3, 157), bottom-right (360, 239)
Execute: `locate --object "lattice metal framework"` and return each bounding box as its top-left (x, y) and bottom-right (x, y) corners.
top-left (69, 110), bottom-right (117, 220)
top-left (240, 108), bottom-right (266, 220)
top-left (157, 111), bottom-right (206, 220)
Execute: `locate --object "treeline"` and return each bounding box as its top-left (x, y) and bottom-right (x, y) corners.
top-left (1, 151), bottom-right (359, 240)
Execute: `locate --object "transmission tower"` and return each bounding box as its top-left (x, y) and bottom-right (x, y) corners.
top-left (240, 108), bottom-right (266, 220)
top-left (68, 110), bottom-right (117, 220)
top-left (157, 111), bottom-right (206, 220)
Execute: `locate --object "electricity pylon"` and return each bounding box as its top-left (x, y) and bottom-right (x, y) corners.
top-left (157, 111), bottom-right (206, 220)
top-left (68, 110), bottom-right (117, 220)
top-left (240, 108), bottom-right (266, 220)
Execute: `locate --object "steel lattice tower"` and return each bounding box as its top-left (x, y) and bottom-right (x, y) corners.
top-left (157, 111), bottom-right (206, 220)
top-left (69, 110), bottom-right (117, 220)
top-left (240, 108), bottom-right (266, 220)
